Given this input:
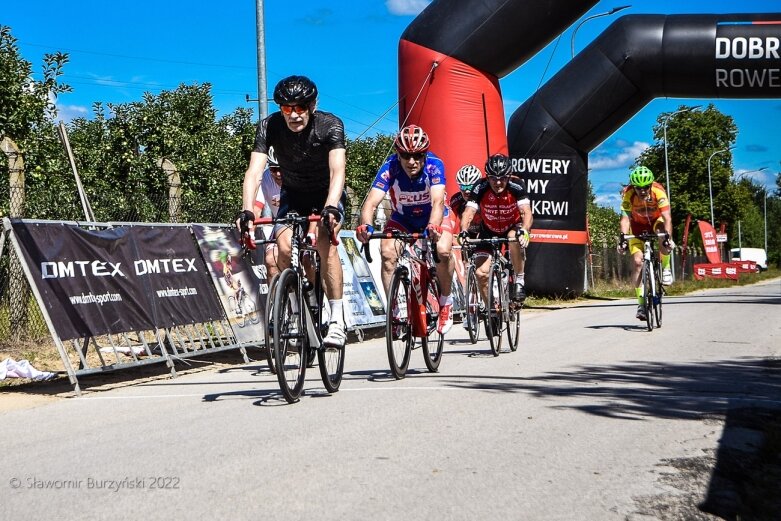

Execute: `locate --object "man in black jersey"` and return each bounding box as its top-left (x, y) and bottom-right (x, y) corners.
top-left (240, 75), bottom-right (348, 347)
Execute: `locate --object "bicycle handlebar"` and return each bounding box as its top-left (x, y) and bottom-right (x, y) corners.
top-left (240, 213), bottom-right (339, 254)
top-left (623, 232), bottom-right (668, 241)
top-left (360, 229), bottom-right (439, 264)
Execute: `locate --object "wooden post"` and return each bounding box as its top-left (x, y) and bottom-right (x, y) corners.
top-left (1, 137), bottom-right (29, 337)
top-left (158, 158), bottom-right (181, 223)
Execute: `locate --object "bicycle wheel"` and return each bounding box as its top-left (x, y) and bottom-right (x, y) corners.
top-left (507, 307), bottom-right (521, 352)
top-left (422, 271), bottom-right (444, 372)
top-left (653, 263), bottom-right (664, 328)
top-left (273, 269), bottom-right (307, 403)
top-left (485, 264), bottom-right (503, 356)
top-left (264, 273), bottom-right (280, 374)
top-left (642, 262), bottom-right (654, 331)
top-left (465, 265), bottom-right (481, 344)
top-left (318, 343), bottom-right (344, 393)
top-left (386, 269), bottom-right (412, 379)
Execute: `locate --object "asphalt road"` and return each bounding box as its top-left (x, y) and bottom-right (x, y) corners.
top-left (1, 279), bottom-right (780, 520)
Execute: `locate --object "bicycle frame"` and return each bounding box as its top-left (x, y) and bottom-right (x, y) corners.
top-left (363, 230), bottom-right (436, 338)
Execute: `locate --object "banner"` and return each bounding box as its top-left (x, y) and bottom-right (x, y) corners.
top-left (730, 260), bottom-right (757, 273)
top-left (697, 221), bottom-right (721, 264)
top-left (192, 224), bottom-right (269, 344)
top-left (339, 232), bottom-right (386, 329)
top-left (12, 221), bottom-right (223, 341)
top-left (693, 263), bottom-right (739, 280)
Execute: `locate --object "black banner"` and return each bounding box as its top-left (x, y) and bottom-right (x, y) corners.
top-left (12, 221), bottom-right (224, 340)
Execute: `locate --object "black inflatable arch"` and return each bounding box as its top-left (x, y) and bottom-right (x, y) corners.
top-left (508, 13), bottom-right (781, 296)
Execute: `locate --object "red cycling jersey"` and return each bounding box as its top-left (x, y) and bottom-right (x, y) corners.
top-left (466, 179), bottom-right (530, 234)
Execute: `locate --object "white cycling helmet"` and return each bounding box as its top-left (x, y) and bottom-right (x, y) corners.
top-left (267, 146), bottom-right (278, 167)
top-left (456, 164), bottom-right (482, 187)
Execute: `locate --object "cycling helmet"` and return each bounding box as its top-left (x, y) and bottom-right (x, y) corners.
top-left (267, 146), bottom-right (278, 168)
top-left (273, 75), bottom-right (318, 106)
top-left (456, 164), bottom-right (482, 186)
top-left (485, 154), bottom-right (513, 177)
top-left (394, 125), bottom-right (430, 154)
top-left (629, 166), bottom-right (654, 187)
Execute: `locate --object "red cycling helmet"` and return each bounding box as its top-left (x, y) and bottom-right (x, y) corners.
top-left (394, 125), bottom-right (430, 154)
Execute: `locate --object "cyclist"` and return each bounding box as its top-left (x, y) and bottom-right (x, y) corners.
top-left (239, 75), bottom-right (348, 348)
top-left (459, 153), bottom-right (533, 305)
top-left (253, 147), bottom-right (283, 279)
top-left (355, 124), bottom-right (456, 334)
top-left (449, 164), bottom-right (483, 237)
top-left (617, 166), bottom-right (674, 322)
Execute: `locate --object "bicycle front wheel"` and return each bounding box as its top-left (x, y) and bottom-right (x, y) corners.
top-left (273, 269), bottom-right (307, 403)
top-left (507, 306), bottom-right (521, 352)
top-left (653, 264), bottom-right (664, 328)
top-left (465, 265), bottom-right (481, 344)
top-left (486, 264), bottom-right (503, 356)
top-left (386, 269), bottom-right (412, 379)
top-left (264, 273), bottom-right (280, 374)
top-left (642, 262), bottom-right (654, 332)
top-left (422, 272), bottom-right (444, 373)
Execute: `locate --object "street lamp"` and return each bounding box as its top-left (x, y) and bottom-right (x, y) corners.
top-left (662, 105), bottom-right (700, 282)
top-left (571, 5), bottom-right (632, 58)
top-left (707, 146), bottom-right (735, 226)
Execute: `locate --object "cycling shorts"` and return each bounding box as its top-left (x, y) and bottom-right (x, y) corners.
top-left (628, 216), bottom-right (665, 256)
top-left (384, 206), bottom-right (454, 235)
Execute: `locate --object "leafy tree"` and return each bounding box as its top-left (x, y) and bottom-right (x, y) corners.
top-left (344, 133), bottom-right (394, 223)
top-left (0, 25), bottom-right (71, 218)
top-left (586, 181), bottom-right (619, 246)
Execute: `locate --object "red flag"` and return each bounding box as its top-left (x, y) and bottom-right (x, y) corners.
top-left (681, 214), bottom-right (692, 277)
top-left (698, 221), bottom-right (721, 264)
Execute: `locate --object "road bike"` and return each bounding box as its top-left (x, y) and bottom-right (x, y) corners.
top-left (624, 231), bottom-right (666, 331)
top-left (463, 237), bottom-right (520, 356)
top-left (460, 240), bottom-right (483, 344)
top-left (242, 212), bottom-right (345, 403)
top-left (362, 229), bottom-right (444, 379)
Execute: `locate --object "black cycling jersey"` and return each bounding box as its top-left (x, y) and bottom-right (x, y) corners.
top-left (253, 110), bottom-right (345, 191)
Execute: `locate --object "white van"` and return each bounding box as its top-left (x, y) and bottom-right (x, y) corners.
top-left (730, 247), bottom-right (768, 271)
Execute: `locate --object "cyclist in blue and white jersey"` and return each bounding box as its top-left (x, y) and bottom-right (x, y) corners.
top-left (356, 125), bottom-right (455, 334)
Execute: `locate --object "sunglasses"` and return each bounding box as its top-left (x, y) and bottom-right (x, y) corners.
top-left (398, 151), bottom-right (426, 161)
top-left (459, 184), bottom-right (475, 192)
top-left (487, 174), bottom-right (510, 181)
top-left (280, 104), bottom-right (309, 115)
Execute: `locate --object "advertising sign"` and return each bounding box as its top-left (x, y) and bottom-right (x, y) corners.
top-left (339, 232), bottom-right (385, 328)
top-left (192, 224), bottom-right (269, 344)
top-left (12, 221), bottom-right (223, 341)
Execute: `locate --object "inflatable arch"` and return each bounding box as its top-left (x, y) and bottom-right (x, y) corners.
top-left (400, 3), bottom-right (781, 296)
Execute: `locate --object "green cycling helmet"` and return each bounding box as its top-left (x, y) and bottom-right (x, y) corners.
top-left (629, 166), bottom-right (654, 187)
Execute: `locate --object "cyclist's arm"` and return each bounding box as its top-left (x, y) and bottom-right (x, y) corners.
top-left (243, 151), bottom-right (268, 215)
top-left (660, 206), bottom-right (673, 236)
top-left (519, 200), bottom-right (533, 232)
top-left (619, 214), bottom-right (631, 236)
top-left (428, 184), bottom-right (446, 227)
top-left (325, 148), bottom-right (347, 209)
top-left (359, 187), bottom-right (387, 227)
top-left (460, 205), bottom-right (477, 233)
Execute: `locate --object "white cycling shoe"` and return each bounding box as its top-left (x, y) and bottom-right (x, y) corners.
top-left (323, 322), bottom-right (346, 348)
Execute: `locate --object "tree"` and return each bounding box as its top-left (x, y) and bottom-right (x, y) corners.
top-left (0, 25), bottom-right (71, 218)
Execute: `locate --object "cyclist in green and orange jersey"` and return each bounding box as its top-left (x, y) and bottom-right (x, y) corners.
top-left (617, 166), bottom-right (675, 322)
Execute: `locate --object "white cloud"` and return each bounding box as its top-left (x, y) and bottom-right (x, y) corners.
top-left (386, 0), bottom-right (431, 16)
top-left (589, 141), bottom-right (649, 170)
top-left (55, 103), bottom-right (89, 122)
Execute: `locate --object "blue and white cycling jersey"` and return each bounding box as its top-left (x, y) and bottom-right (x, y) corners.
top-left (371, 151), bottom-right (446, 230)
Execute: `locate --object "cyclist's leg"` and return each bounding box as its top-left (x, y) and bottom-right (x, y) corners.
top-left (474, 253), bottom-right (491, 306)
top-left (379, 217), bottom-right (409, 295)
top-left (654, 217), bottom-right (673, 283)
top-left (435, 217), bottom-right (455, 334)
top-left (628, 238), bottom-right (645, 319)
top-left (506, 228), bottom-right (526, 301)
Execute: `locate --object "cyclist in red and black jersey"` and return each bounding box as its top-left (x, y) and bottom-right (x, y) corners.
top-left (239, 75), bottom-right (348, 347)
top-left (459, 154), bottom-right (533, 304)
top-left (449, 164), bottom-right (483, 237)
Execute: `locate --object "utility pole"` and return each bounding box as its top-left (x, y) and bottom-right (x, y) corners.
top-left (255, 0), bottom-right (268, 119)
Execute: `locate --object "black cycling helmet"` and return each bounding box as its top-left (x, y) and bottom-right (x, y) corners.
top-left (273, 75), bottom-right (318, 106)
top-left (485, 154), bottom-right (513, 178)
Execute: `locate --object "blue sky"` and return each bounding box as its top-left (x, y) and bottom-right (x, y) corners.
top-left (5, 0), bottom-right (781, 210)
